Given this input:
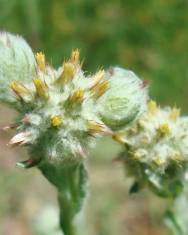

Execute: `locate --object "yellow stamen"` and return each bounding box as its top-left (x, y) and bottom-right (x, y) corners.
top-left (141, 135), bottom-right (150, 144)
top-left (51, 115), bottom-right (62, 127)
top-left (148, 100), bottom-right (158, 114)
top-left (88, 121), bottom-right (110, 135)
top-left (10, 81), bottom-right (29, 98)
top-left (132, 149), bottom-right (147, 160)
top-left (70, 49), bottom-right (80, 64)
top-left (36, 52), bottom-right (46, 72)
top-left (172, 152), bottom-right (183, 163)
top-left (112, 134), bottom-right (127, 144)
top-left (33, 78), bottom-right (48, 99)
top-left (58, 62), bottom-right (75, 84)
top-left (129, 126), bottom-right (138, 135)
top-left (138, 119), bottom-right (146, 128)
top-left (91, 80), bottom-right (109, 98)
top-left (153, 156), bottom-right (165, 166)
top-left (157, 123), bottom-right (171, 136)
top-left (169, 107), bottom-right (180, 121)
top-left (69, 89), bottom-right (84, 104)
top-left (91, 70), bottom-right (105, 88)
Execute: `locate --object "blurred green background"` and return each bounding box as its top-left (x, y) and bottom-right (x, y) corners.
top-left (0, 0), bottom-right (188, 234)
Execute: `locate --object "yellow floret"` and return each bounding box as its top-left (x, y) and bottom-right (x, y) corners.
top-left (51, 115), bottom-right (62, 127)
top-left (58, 62), bottom-right (75, 84)
top-left (169, 107), bottom-right (180, 121)
top-left (70, 49), bottom-right (80, 64)
top-left (91, 80), bottom-right (109, 98)
top-left (157, 123), bottom-right (171, 136)
top-left (91, 70), bottom-right (105, 88)
top-left (36, 52), bottom-right (46, 72)
top-left (69, 89), bottom-right (84, 104)
top-left (148, 100), bottom-right (158, 114)
top-left (33, 78), bottom-right (48, 99)
top-left (10, 81), bottom-right (29, 97)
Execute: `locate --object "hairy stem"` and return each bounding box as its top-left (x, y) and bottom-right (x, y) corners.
top-left (58, 191), bottom-right (77, 235)
top-left (38, 162), bottom-right (88, 235)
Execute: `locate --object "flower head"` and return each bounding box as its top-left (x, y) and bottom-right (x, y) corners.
top-left (115, 101), bottom-right (188, 197)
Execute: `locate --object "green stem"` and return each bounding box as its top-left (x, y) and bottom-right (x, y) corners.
top-left (58, 191), bottom-right (77, 235)
top-left (38, 162), bottom-right (88, 235)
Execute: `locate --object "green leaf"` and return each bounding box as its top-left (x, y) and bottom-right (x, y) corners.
top-left (129, 181), bottom-right (140, 194)
top-left (164, 210), bottom-right (183, 235)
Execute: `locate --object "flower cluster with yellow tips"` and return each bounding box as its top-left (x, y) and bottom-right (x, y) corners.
top-left (113, 100), bottom-right (188, 197)
top-left (0, 32), bottom-right (148, 169)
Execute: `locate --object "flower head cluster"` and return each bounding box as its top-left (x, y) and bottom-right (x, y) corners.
top-left (0, 32), bottom-right (148, 168)
top-left (9, 50), bottom-right (111, 167)
top-left (114, 101), bottom-right (188, 197)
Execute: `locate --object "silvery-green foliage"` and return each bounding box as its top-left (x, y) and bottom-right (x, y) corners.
top-left (0, 32), bottom-right (36, 104)
top-left (97, 67), bottom-right (148, 130)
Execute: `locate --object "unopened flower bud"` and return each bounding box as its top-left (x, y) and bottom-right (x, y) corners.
top-left (0, 32), bottom-right (36, 104)
top-left (97, 67), bottom-right (148, 130)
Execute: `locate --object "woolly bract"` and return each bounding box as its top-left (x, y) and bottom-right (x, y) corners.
top-left (97, 67), bottom-right (148, 130)
top-left (0, 32), bottom-right (36, 104)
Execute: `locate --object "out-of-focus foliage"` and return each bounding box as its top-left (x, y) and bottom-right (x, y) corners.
top-left (0, 0), bottom-right (188, 109)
